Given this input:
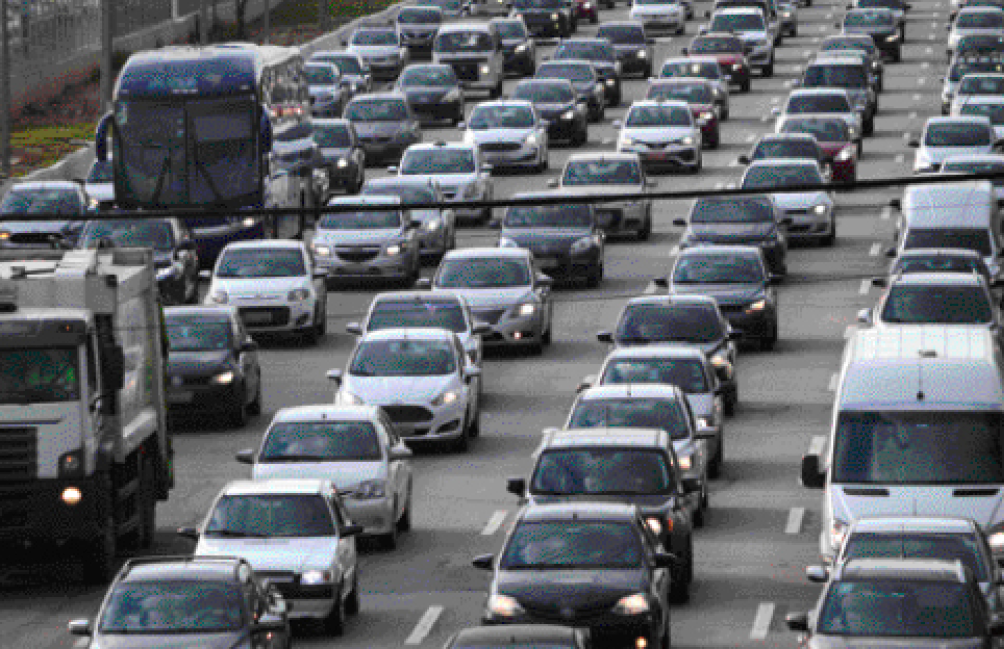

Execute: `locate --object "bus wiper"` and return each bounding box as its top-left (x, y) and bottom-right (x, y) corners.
top-left (192, 147), bottom-right (225, 205)
top-left (151, 153), bottom-right (172, 206)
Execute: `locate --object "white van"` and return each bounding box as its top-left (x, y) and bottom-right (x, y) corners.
top-left (801, 326), bottom-right (1004, 562)
top-left (889, 180), bottom-right (1003, 277)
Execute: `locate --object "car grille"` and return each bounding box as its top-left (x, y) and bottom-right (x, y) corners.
top-left (383, 405), bottom-right (434, 423)
top-left (452, 61), bottom-right (480, 81)
top-left (360, 135), bottom-right (392, 144)
top-left (238, 307), bottom-right (290, 327)
top-left (718, 304), bottom-right (746, 315)
top-left (336, 246), bottom-right (381, 263)
top-left (479, 142), bottom-right (521, 152)
top-left (522, 600), bottom-right (618, 623)
top-left (472, 308), bottom-right (507, 325)
top-left (743, 43), bottom-right (756, 55)
top-left (785, 208), bottom-right (810, 216)
top-left (0, 427), bottom-right (36, 529)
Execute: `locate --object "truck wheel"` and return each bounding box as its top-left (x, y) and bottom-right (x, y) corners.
top-left (83, 507), bottom-right (117, 584)
top-left (137, 455), bottom-right (157, 549)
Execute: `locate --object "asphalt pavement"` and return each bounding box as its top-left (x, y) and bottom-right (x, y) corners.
top-left (0, 0), bottom-right (950, 646)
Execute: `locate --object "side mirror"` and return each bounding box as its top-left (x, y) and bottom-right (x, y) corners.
top-left (857, 308), bottom-right (872, 324)
top-left (653, 277), bottom-right (669, 288)
top-left (177, 526), bottom-right (199, 540)
top-left (326, 368), bottom-right (343, 386)
top-left (507, 477), bottom-right (527, 497)
top-left (390, 445), bottom-right (414, 460)
top-left (888, 198), bottom-right (901, 209)
top-left (240, 339), bottom-right (259, 353)
top-left (68, 619), bottom-right (92, 637)
top-left (806, 565), bottom-right (830, 583)
top-left (463, 366), bottom-right (482, 380)
top-left (738, 154), bottom-right (751, 165)
top-left (346, 322), bottom-right (363, 336)
top-left (416, 277), bottom-right (432, 289)
top-left (472, 554), bottom-right (494, 571)
top-left (235, 448), bottom-right (256, 465)
top-left (673, 217), bottom-right (687, 227)
top-left (654, 551), bottom-right (677, 569)
top-left (768, 274), bottom-right (783, 285)
top-left (785, 612), bottom-right (810, 633)
top-left (612, 119), bottom-right (623, 128)
top-left (871, 276), bottom-right (887, 288)
top-left (681, 477), bottom-right (702, 493)
top-left (727, 330), bottom-right (742, 341)
top-left (253, 613), bottom-right (288, 633)
top-left (576, 374), bottom-right (596, 393)
top-left (199, 269), bottom-right (212, 280)
top-left (800, 453), bottom-right (826, 489)
top-left (341, 523), bottom-right (365, 538)
top-left (596, 331), bottom-right (614, 343)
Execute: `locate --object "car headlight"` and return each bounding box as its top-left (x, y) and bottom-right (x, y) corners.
top-left (886, 33), bottom-right (900, 42)
top-left (337, 158), bottom-right (349, 169)
top-left (562, 110), bottom-right (575, 120)
top-left (835, 146), bottom-right (854, 162)
top-left (515, 43), bottom-right (528, 53)
top-left (209, 289), bottom-right (228, 304)
top-left (301, 570), bottom-right (334, 585)
top-left (680, 136), bottom-right (695, 146)
top-left (288, 288), bottom-right (311, 302)
top-left (638, 50), bottom-right (647, 58)
top-left (644, 517), bottom-right (663, 536)
top-left (613, 593), bottom-right (650, 615)
top-left (710, 351), bottom-right (733, 379)
top-left (829, 519), bottom-right (849, 551)
top-left (525, 133), bottom-right (539, 147)
top-left (988, 527), bottom-right (1004, 554)
top-left (733, 63), bottom-right (744, 71)
top-left (336, 391), bottom-right (365, 406)
top-left (489, 594), bottom-right (524, 617)
top-left (813, 204), bottom-right (829, 215)
top-left (480, 64), bottom-right (491, 75)
top-left (432, 389), bottom-right (462, 407)
top-left (746, 299), bottom-right (766, 313)
top-left (700, 111), bottom-right (715, 122)
top-left (595, 83), bottom-right (604, 93)
top-left (605, 78), bottom-right (616, 87)
top-left (619, 137), bottom-right (639, 148)
top-left (515, 302), bottom-right (536, 317)
top-left (211, 370), bottom-right (235, 386)
top-left (551, 12), bottom-right (559, 19)
top-left (584, 1), bottom-right (593, 8)
top-left (424, 217), bottom-right (442, 232)
top-left (385, 243), bottom-right (406, 256)
top-left (698, 415), bottom-right (717, 429)
top-left (679, 454), bottom-right (693, 471)
top-left (313, 243), bottom-right (332, 256)
top-left (570, 236), bottom-right (597, 254)
top-left (499, 237), bottom-right (519, 248)
top-left (354, 479), bottom-right (387, 499)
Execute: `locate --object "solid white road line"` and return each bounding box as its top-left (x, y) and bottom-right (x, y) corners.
top-left (482, 510), bottom-right (507, 536)
top-left (859, 279), bottom-right (870, 295)
top-left (786, 507), bottom-right (805, 535)
top-left (869, 242), bottom-right (882, 256)
top-left (828, 373), bottom-right (839, 392)
top-left (751, 602), bottom-right (776, 640)
top-left (405, 605), bottom-right (445, 645)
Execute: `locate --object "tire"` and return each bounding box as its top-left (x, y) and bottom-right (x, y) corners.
top-left (398, 486), bottom-right (413, 531)
top-left (724, 389), bottom-right (737, 417)
top-left (345, 577), bottom-right (361, 616)
top-left (709, 438), bottom-right (723, 479)
top-left (691, 154), bottom-right (702, 174)
top-left (316, 305), bottom-right (327, 339)
top-left (676, 23), bottom-right (686, 36)
top-left (590, 13), bottom-right (598, 23)
top-left (586, 263), bottom-right (603, 288)
top-left (83, 504), bottom-right (116, 584)
top-left (740, 77), bottom-right (751, 93)
top-left (380, 503), bottom-right (400, 549)
top-left (573, 125), bottom-right (587, 147)
top-left (137, 455), bottom-right (157, 549)
top-left (864, 117), bottom-right (874, 136)
top-left (452, 422), bottom-right (470, 452)
top-left (759, 325), bottom-right (777, 351)
top-left (894, 49), bottom-right (902, 63)
top-left (468, 405), bottom-right (481, 438)
top-left (229, 389), bottom-right (249, 428)
top-left (542, 316), bottom-right (553, 345)
top-left (669, 543), bottom-right (692, 603)
top-left (324, 586), bottom-right (346, 635)
top-left (692, 498), bottom-right (705, 528)
top-left (638, 209), bottom-right (653, 241)
top-left (248, 380), bottom-right (262, 416)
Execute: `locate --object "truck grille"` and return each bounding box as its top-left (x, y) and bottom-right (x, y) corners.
top-left (0, 427), bottom-right (36, 483)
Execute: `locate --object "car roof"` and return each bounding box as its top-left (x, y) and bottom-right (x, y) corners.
top-left (312, 117), bottom-right (352, 128)
top-left (790, 88), bottom-right (851, 97)
top-left (942, 153), bottom-right (1004, 164)
top-left (474, 99), bottom-right (535, 109)
top-left (566, 152), bottom-right (642, 163)
top-left (849, 516), bottom-right (981, 535)
top-left (8, 180), bottom-right (80, 191)
top-left (714, 7), bottom-right (765, 15)
top-left (518, 501), bottom-right (641, 523)
top-left (577, 383), bottom-right (688, 400)
top-left (599, 20), bottom-right (646, 29)
top-left (895, 247), bottom-right (984, 260)
top-left (889, 272), bottom-right (985, 287)
top-left (836, 558), bottom-right (969, 583)
top-left (270, 404), bottom-right (383, 424)
top-left (349, 92), bottom-right (409, 103)
top-left (676, 244), bottom-right (765, 258)
top-left (663, 56), bottom-right (720, 65)
top-left (745, 158), bottom-right (822, 169)
top-left (758, 132), bottom-right (820, 143)
top-left (442, 246), bottom-right (531, 260)
top-left (328, 194), bottom-right (402, 206)
top-left (543, 428), bottom-right (670, 449)
top-left (220, 479), bottom-right (334, 497)
top-left (650, 77), bottom-right (715, 86)
top-left (606, 345), bottom-right (709, 361)
top-left (438, 22), bottom-right (493, 33)
top-left (808, 56), bottom-right (867, 67)
top-left (958, 94), bottom-right (1004, 105)
top-left (407, 141), bottom-right (477, 153)
top-left (119, 556), bottom-right (249, 584)
top-left (925, 115), bottom-right (994, 126)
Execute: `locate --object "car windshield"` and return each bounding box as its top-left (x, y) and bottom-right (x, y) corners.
top-left (648, 82), bottom-right (714, 103)
top-left (625, 105), bottom-right (692, 127)
top-left (352, 30), bottom-right (398, 45)
top-left (788, 94), bottom-right (851, 113)
top-left (505, 204), bottom-right (594, 228)
top-left (318, 209), bottom-right (402, 230)
top-left (817, 580), bottom-right (977, 638)
top-left (563, 159), bottom-right (642, 185)
top-left (537, 63), bottom-right (594, 81)
top-left (260, 421), bottom-right (382, 461)
top-left (568, 397), bottom-right (692, 439)
top-left (959, 75), bottom-right (1004, 94)
top-left (401, 149), bottom-right (476, 174)
top-left (305, 65), bottom-right (337, 85)
top-left (958, 35), bottom-right (1004, 54)
top-left (513, 82), bottom-right (575, 103)
top-left (833, 411), bottom-right (1004, 484)
top-left (752, 139), bottom-right (820, 160)
top-left (313, 124), bottom-right (352, 148)
top-left (99, 581), bottom-right (244, 633)
top-left (0, 188), bottom-right (81, 214)
top-left (662, 61), bottom-right (720, 79)
top-left (362, 184), bottom-right (436, 204)
top-left (616, 304), bottom-right (724, 344)
top-left (400, 67), bottom-right (458, 87)
top-left (958, 12), bottom-right (1004, 29)
top-left (436, 257), bottom-right (531, 288)
top-left (344, 99), bottom-right (409, 121)
top-left (961, 102), bottom-right (1004, 124)
top-left (710, 13), bottom-right (766, 31)
top-left (691, 197), bottom-right (774, 222)
top-left (601, 358), bottom-right (710, 393)
top-left (555, 42), bottom-right (615, 62)
top-left (215, 248), bottom-right (305, 278)
top-left (803, 64), bottom-right (867, 88)
top-left (844, 10), bottom-right (895, 26)
top-left (398, 7), bottom-right (442, 23)
top-left (673, 254), bottom-right (764, 283)
top-left (436, 31), bottom-right (493, 51)
top-left (367, 299), bottom-right (467, 333)
top-left (79, 220), bottom-right (175, 251)
top-left (691, 36), bottom-right (743, 52)
top-left (597, 25), bottom-right (646, 44)
top-left (895, 255), bottom-right (984, 275)
top-left (904, 228), bottom-right (994, 256)
top-left (496, 21), bottom-right (527, 39)
top-left (842, 533), bottom-right (990, 582)
top-left (781, 117), bottom-right (851, 142)
top-left (926, 123), bottom-right (993, 145)
top-left (165, 317), bottom-right (232, 352)
top-left (205, 494), bottom-right (335, 537)
top-left (87, 159), bottom-right (113, 183)
top-left (349, 339), bottom-right (456, 376)
top-left (880, 285), bottom-right (992, 324)
top-left (470, 105), bottom-right (535, 129)
top-left (743, 165), bottom-right (823, 188)
top-left (500, 521), bottom-right (643, 569)
top-left (950, 60), bottom-right (1004, 83)
top-left (531, 449), bottom-right (675, 495)
top-left (821, 38), bottom-right (878, 55)
top-left (941, 160), bottom-right (1004, 185)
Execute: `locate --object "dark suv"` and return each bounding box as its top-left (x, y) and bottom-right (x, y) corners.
top-left (68, 556), bottom-right (291, 648)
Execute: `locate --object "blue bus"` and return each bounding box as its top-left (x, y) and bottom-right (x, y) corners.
top-left (95, 43), bottom-right (317, 266)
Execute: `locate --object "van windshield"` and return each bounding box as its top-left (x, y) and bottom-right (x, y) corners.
top-left (903, 228), bottom-right (993, 257)
top-left (832, 411), bottom-right (1004, 484)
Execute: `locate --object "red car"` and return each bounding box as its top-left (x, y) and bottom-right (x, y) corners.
top-left (575, 0), bottom-right (599, 23)
top-left (779, 115), bottom-right (859, 182)
top-left (646, 78), bottom-right (722, 148)
top-left (683, 33), bottom-right (752, 93)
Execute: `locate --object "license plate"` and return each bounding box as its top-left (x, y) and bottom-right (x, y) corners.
top-left (243, 312), bottom-right (272, 324)
top-left (168, 392), bottom-right (193, 404)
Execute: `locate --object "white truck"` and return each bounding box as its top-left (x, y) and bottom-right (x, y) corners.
top-left (0, 248), bottom-right (172, 582)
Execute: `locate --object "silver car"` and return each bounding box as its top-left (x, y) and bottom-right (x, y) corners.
top-left (949, 7), bottom-right (1004, 61)
top-left (909, 115), bottom-right (999, 172)
top-left (950, 73), bottom-right (1004, 116)
top-left (312, 195), bottom-right (421, 285)
top-left (422, 247), bottom-right (555, 354)
top-left (740, 159), bottom-right (835, 245)
top-left (309, 51), bottom-right (373, 94)
top-left (940, 153), bottom-right (1004, 201)
top-left (328, 328), bottom-right (483, 452)
top-left (344, 26), bottom-right (409, 81)
top-left (343, 93), bottom-right (422, 166)
top-left (705, 8), bottom-right (776, 76)
top-left (306, 61), bottom-right (349, 118)
top-left (549, 152), bottom-right (655, 239)
top-left (463, 100), bottom-right (550, 173)
top-left (394, 141), bottom-right (494, 223)
top-left (941, 56), bottom-right (1004, 115)
top-left (361, 177), bottom-right (457, 261)
top-left (956, 94), bottom-right (1004, 141)
top-left (629, 0), bottom-right (687, 35)
top-left (615, 100), bottom-right (703, 173)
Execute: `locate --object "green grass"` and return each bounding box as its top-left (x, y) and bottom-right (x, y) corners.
top-left (270, 0), bottom-right (398, 25)
top-left (10, 123), bottom-right (96, 177)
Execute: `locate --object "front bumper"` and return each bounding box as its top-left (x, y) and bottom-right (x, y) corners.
top-left (325, 164), bottom-right (360, 192)
top-left (316, 250), bottom-right (414, 280)
top-left (533, 247), bottom-right (602, 278)
top-left (622, 145), bottom-right (701, 172)
top-left (233, 299), bottom-right (318, 334)
top-left (616, 50), bottom-right (650, 75)
top-left (594, 201), bottom-right (648, 233)
top-left (783, 208), bottom-right (833, 241)
top-left (479, 141), bottom-right (543, 169)
top-left (522, 16), bottom-right (567, 38)
top-left (365, 59), bottom-right (405, 80)
top-left (746, 45), bottom-right (773, 67)
top-left (543, 113), bottom-right (584, 141)
top-left (418, 225), bottom-right (451, 256)
top-left (471, 306), bottom-right (545, 347)
top-left (357, 137), bottom-right (414, 164)
top-left (166, 380), bottom-right (243, 415)
top-left (719, 306), bottom-right (775, 340)
top-left (377, 400), bottom-right (467, 442)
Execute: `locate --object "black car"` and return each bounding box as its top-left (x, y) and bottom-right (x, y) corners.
top-left (841, 8), bottom-right (901, 61)
top-left (666, 245), bottom-right (780, 350)
top-left (474, 503), bottom-right (674, 648)
top-left (68, 556), bottom-right (291, 649)
top-left (164, 306), bottom-right (262, 428)
top-left (597, 21), bottom-right (654, 78)
top-left (957, 33), bottom-right (1004, 57)
top-left (0, 180), bottom-right (92, 248)
top-left (444, 625), bottom-right (592, 649)
top-left (396, 5), bottom-right (443, 60)
top-left (535, 61), bottom-right (606, 122)
top-left (512, 78), bottom-right (589, 146)
top-left (312, 118), bottom-right (366, 198)
top-left (493, 17), bottom-right (537, 76)
top-left (394, 63), bottom-right (465, 125)
top-left (552, 39), bottom-right (623, 105)
top-left (512, 0), bottom-right (575, 38)
top-left (675, 195), bottom-right (790, 276)
top-left (499, 193), bottom-right (604, 286)
top-left (786, 558), bottom-right (1004, 648)
top-left (507, 427), bottom-right (698, 601)
top-left (78, 218), bottom-right (200, 306)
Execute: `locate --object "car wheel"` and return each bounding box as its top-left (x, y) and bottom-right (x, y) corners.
top-left (573, 125), bottom-right (587, 147)
top-left (380, 504), bottom-right (400, 549)
top-left (763, 59), bottom-right (774, 77)
top-left (709, 438), bottom-right (722, 479)
top-left (586, 263), bottom-right (603, 288)
top-left (759, 324), bottom-right (777, 351)
top-left (316, 305), bottom-right (327, 339)
top-left (453, 421), bottom-right (470, 452)
top-left (741, 78), bottom-right (751, 93)
top-left (661, 625), bottom-right (672, 649)
top-left (692, 495), bottom-right (706, 528)
top-left (669, 542), bottom-right (692, 603)
top-left (591, 12), bottom-right (598, 23)
top-left (324, 586), bottom-right (346, 635)
top-left (638, 209), bottom-right (653, 241)
top-left (398, 483), bottom-right (413, 531)
top-left (248, 379), bottom-right (262, 416)
top-left (345, 576), bottom-right (361, 615)
top-left (676, 22), bottom-right (685, 35)
top-left (229, 390), bottom-right (249, 428)
top-left (691, 153), bottom-right (702, 174)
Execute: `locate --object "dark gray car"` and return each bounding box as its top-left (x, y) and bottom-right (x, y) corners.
top-left (397, 5), bottom-right (444, 60)
top-left (493, 17), bottom-right (537, 76)
top-left (553, 38), bottom-right (624, 105)
top-left (512, 79), bottom-right (589, 146)
top-left (343, 94), bottom-right (422, 166)
top-left (597, 21), bottom-right (655, 78)
top-left (395, 63), bottom-right (466, 125)
top-left (312, 118), bottom-right (366, 197)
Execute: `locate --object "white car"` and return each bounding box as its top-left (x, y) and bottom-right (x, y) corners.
top-left (910, 115), bottom-right (999, 172)
top-left (206, 240), bottom-right (329, 345)
top-left (740, 159), bottom-right (836, 246)
top-left (949, 7), bottom-right (1004, 61)
top-left (328, 328), bottom-right (482, 452)
top-left (615, 99), bottom-right (703, 173)
top-left (950, 73), bottom-right (1004, 116)
top-left (629, 0), bottom-right (686, 35)
top-left (394, 141), bottom-right (494, 223)
top-left (956, 94), bottom-right (1004, 141)
top-left (186, 479), bottom-right (362, 633)
top-left (236, 405), bottom-right (414, 549)
top-left (463, 100), bottom-right (550, 173)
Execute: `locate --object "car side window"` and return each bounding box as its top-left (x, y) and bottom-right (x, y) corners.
top-left (637, 518), bottom-right (661, 559)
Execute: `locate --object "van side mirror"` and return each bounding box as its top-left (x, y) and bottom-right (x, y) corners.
top-left (800, 453), bottom-right (825, 489)
top-left (235, 449), bottom-right (255, 465)
top-left (786, 612), bottom-right (810, 632)
top-left (653, 277), bottom-right (669, 288)
top-left (806, 565), bottom-right (830, 583)
top-left (326, 368), bottom-right (343, 386)
top-left (341, 524), bottom-right (364, 537)
top-left (596, 331), bottom-right (613, 343)
top-left (673, 217), bottom-right (687, 226)
top-left (507, 477), bottom-right (527, 497)
top-left (884, 246), bottom-right (898, 258)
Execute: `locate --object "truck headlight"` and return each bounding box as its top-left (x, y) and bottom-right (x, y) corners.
top-left (700, 111), bottom-right (715, 121)
top-left (287, 288), bottom-right (311, 302)
top-left (489, 594), bottom-right (524, 617)
top-left (710, 352), bottom-right (733, 379)
top-left (613, 593), bottom-right (650, 615)
top-left (680, 136), bottom-right (695, 146)
top-left (644, 517), bottom-right (663, 536)
top-left (61, 487), bottom-right (83, 506)
top-left (432, 389), bottom-right (461, 406)
top-left (211, 370), bottom-right (235, 385)
top-left (698, 416), bottom-right (715, 429)
top-left (301, 570), bottom-right (334, 585)
top-left (886, 33), bottom-right (900, 42)
top-left (830, 519), bottom-right (849, 551)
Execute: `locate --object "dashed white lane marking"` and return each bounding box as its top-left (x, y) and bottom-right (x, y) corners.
top-left (869, 242), bottom-right (882, 256)
top-left (770, 96), bottom-right (781, 103)
top-left (902, 132), bottom-right (912, 141)
top-left (881, 206), bottom-right (892, 220)
top-left (913, 93), bottom-right (922, 101)
top-left (728, 159), bottom-right (741, 167)
top-left (809, 435), bottom-right (827, 456)
top-left (405, 605), bottom-right (445, 645)
top-left (74, 640), bottom-right (89, 649)
top-left (803, 49), bottom-right (812, 58)
top-left (859, 279), bottom-right (871, 295)
top-left (909, 111), bottom-right (918, 119)
top-left (784, 79), bottom-right (795, 88)
top-left (828, 373), bottom-right (839, 392)
top-left (843, 324), bottom-right (856, 339)
top-left (481, 510), bottom-right (507, 536)
top-left (895, 154), bottom-right (906, 164)
top-left (921, 62), bottom-right (931, 70)
top-left (751, 602), bottom-right (776, 640)
top-left (926, 46), bottom-right (934, 54)
top-left (645, 281), bottom-right (660, 295)
top-left (786, 507), bottom-right (806, 535)
top-left (714, 182), bottom-right (725, 190)
top-left (918, 77), bottom-right (926, 85)
top-left (746, 133), bottom-right (757, 143)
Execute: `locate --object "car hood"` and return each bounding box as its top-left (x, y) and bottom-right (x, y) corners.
top-left (353, 121), bottom-right (409, 138)
top-left (496, 568), bottom-right (647, 611)
top-left (344, 373), bottom-right (457, 403)
top-left (402, 86), bottom-right (453, 100)
top-left (399, 173), bottom-right (476, 190)
top-left (433, 285), bottom-right (533, 309)
top-left (688, 221), bottom-right (777, 240)
top-left (830, 484), bottom-right (1004, 532)
top-left (670, 283), bottom-right (764, 305)
top-left (535, 103), bottom-right (577, 117)
top-left (734, 30), bottom-right (771, 41)
top-left (167, 350), bottom-right (233, 375)
top-left (707, 52), bottom-right (745, 65)
top-left (92, 632), bottom-right (251, 649)
top-left (400, 24), bottom-right (439, 34)
top-left (252, 460), bottom-right (385, 491)
top-left (844, 24), bottom-right (896, 35)
top-left (468, 128), bottom-right (535, 143)
top-left (622, 126), bottom-right (696, 142)
top-left (808, 636), bottom-right (983, 649)
top-left (210, 277), bottom-right (308, 300)
top-left (557, 184), bottom-right (643, 196)
top-left (501, 228), bottom-right (592, 249)
top-left (313, 228), bottom-right (404, 246)
top-left (612, 43), bottom-right (645, 55)
top-left (770, 191), bottom-right (831, 208)
top-left (196, 536), bottom-right (338, 573)
top-left (631, 5), bottom-right (680, 13)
